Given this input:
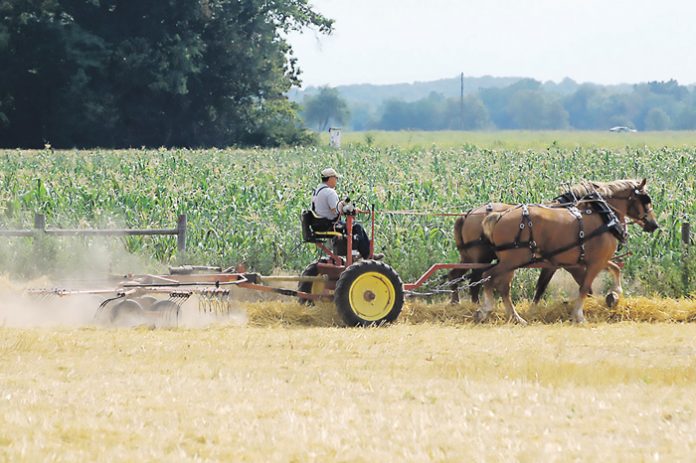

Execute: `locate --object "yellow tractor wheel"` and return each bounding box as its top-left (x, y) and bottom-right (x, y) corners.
top-left (334, 260), bottom-right (404, 326)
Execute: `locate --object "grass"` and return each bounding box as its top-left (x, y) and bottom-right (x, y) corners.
top-left (1, 320), bottom-right (695, 461)
top-left (331, 129), bottom-right (696, 150)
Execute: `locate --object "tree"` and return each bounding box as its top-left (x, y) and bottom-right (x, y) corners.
top-left (563, 84), bottom-right (602, 129)
top-left (643, 108), bottom-right (671, 131)
top-left (646, 79), bottom-right (690, 101)
top-left (507, 90), bottom-right (569, 129)
top-left (445, 95), bottom-right (491, 130)
top-left (479, 79), bottom-right (542, 129)
top-left (302, 87), bottom-right (350, 132)
top-left (676, 105), bottom-right (696, 129)
top-left (0, 0), bottom-right (332, 148)
top-left (376, 99), bottom-right (413, 130)
top-left (348, 102), bottom-right (377, 131)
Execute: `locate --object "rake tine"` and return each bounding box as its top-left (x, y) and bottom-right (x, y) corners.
top-left (94, 294), bottom-right (124, 320)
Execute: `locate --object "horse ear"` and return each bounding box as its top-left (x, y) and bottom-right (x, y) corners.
top-left (639, 178), bottom-right (647, 189)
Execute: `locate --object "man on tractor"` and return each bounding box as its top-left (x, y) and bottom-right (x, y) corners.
top-left (310, 167), bottom-right (383, 260)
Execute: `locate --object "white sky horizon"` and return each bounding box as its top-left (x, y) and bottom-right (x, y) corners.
top-left (287, 0), bottom-right (696, 88)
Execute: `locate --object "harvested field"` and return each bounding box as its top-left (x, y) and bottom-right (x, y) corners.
top-left (1, 317), bottom-right (695, 461)
top-left (1, 292), bottom-right (696, 461)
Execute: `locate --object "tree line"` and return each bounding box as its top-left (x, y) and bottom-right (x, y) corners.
top-left (0, 0), bottom-right (331, 148)
top-left (301, 79), bottom-right (696, 132)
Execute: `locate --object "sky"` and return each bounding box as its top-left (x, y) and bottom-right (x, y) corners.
top-left (287, 0), bottom-right (696, 88)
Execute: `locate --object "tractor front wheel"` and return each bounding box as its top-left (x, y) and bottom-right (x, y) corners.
top-left (334, 260), bottom-right (404, 326)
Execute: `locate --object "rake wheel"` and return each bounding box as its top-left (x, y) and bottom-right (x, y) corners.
top-left (150, 300), bottom-right (180, 327)
top-left (136, 296), bottom-right (159, 311)
top-left (109, 299), bottom-right (145, 326)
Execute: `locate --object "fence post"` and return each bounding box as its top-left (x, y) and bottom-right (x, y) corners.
top-left (683, 222), bottom-right (691, 246)
top-left (34, 213), bottom-right (45, 231)
top-left (177, 214), bottom-right (187, 254)
top-left (683, 222), bottom-right (691, 293)
top-left (33, 213), bottom-right (46, 259)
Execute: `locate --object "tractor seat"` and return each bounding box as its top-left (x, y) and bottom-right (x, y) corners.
top-left (301, 210), bottom-right (344, 243)
top-left (312, 230), bottom-right (343, 241)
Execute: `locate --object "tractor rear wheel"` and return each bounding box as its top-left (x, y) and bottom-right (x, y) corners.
top-left (298, 261), bottom-right (327, 305)
top-left (334, 260), bottom-right (403, 326)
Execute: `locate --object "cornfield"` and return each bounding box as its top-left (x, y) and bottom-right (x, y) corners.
top-left (0, 140), bottom-right (694, 296)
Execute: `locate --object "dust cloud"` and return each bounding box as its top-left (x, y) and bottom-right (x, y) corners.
top-left (0, 239), bottom-right (250, 328)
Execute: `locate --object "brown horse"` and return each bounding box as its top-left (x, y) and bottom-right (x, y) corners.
top-left (449, 196), bottom-right (621, 305)
top-left (449, 203), bottom-right (511, 304)
top-left (477, 179), bottom-right (658, 324)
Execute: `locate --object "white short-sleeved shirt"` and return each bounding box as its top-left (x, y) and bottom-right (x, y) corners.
top-left (312, 183), bottom-right (340, 220)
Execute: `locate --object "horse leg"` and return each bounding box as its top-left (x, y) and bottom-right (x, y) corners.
top-left (476, 282), bottom-right (496, 323)
top-left (571, 264), bottom-right (604, 323)
top-left (533, 267), bottom-right (557, 304)
top-left (476, 264), bottom-right (514, 323)
top-left (604, 261), bottom-right (623, 307)
top-left (448, 268), bottom-right (465, 305)
top-left (498, 271), bottom-right (527, 325)
top-left (567, 267), bottom-right (589, 295)
top-left (469, 269), bottom-right (484, 304)
top-left (475, 268), bottom-right (500, 322)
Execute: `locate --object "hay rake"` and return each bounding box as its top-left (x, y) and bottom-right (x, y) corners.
top-left (198, 289), bottom-right (236, 315)
top-left (28, 267), bottom-right (330, 327)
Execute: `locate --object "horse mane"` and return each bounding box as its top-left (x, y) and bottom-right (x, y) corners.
top-left (567, 179), bottom-right (642, 199)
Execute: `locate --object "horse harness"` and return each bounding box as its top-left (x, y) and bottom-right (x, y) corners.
top-left (492, 194), bottom-right (627, 266)
top-left (455, 188), bottom-right (646, 261)
top-left (557, 187), bottom-right (653, 228)
top-left (618, 189), bottom-right (654, 228)
top-left (456, 203), bottom-right (495, 251)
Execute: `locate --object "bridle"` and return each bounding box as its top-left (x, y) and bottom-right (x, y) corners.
top-left (604, 189), bottom-right (654, 229)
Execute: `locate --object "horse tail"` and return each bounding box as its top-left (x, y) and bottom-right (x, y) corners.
top-left (453, 215), bottom-right (466, 250)
top-left (481, 212), bottom-right (502, 243)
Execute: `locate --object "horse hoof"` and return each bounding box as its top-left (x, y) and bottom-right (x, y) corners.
top-left (605, 292), bottom-right (619, 308)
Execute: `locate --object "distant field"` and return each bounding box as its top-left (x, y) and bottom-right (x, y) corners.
top-left (1, 320), bottom-right (695, 461)
top-left (327, 130), bottom-right (696, 149)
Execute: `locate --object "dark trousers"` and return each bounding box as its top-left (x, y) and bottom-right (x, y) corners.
top-left (312, 218), bottom-right (371, 259)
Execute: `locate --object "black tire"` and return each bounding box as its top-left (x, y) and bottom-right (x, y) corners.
top-left (334, 260), bottom-right (404, 327)
top-left (298, 261), bottom-right (327, 305)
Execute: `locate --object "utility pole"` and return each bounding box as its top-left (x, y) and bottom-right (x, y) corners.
top-left (460, 72), bottom-right (464, 130)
